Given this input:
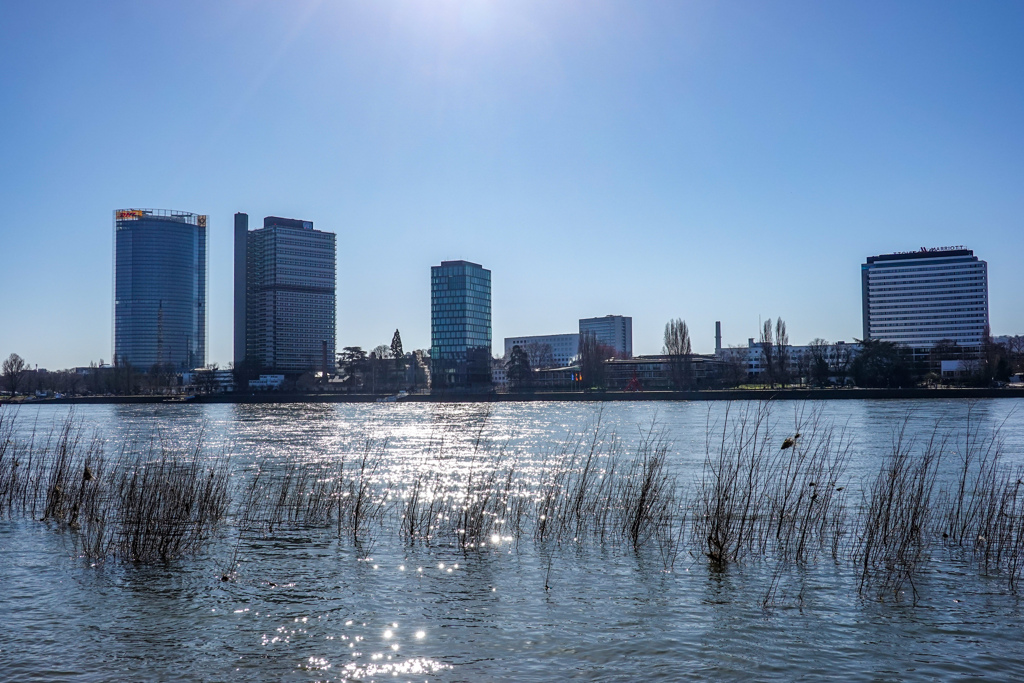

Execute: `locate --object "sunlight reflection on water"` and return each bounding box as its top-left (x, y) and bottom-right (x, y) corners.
top-left (2, 399), bottom-right (1024, 681)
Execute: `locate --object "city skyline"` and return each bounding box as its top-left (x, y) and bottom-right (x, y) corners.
top-left (2, 2), bottom-right (1022, 369)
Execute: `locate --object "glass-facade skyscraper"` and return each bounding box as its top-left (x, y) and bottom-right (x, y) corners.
top-left (234, 214), bottom-right (336, 374)
top-left (113, 209), bottom-right (207, 370)
top-left (431, 260), bottom-right (491, 389)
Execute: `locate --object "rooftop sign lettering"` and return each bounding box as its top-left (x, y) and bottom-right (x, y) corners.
top-left (890, 245), bottom-right (967, 255)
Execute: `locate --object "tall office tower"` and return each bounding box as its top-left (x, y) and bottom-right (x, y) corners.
top-left (233, 212), bottom-right (249, 368)
top-left (579, 315), bottom-right (632, 357)
top-left (862, 247), bottom-right (989, 350)
top-left (113, 209), bottom-right (207, 370)
top-left (235, 215), bottom-right (336, 374)
top-left (431, 260), bottom-right (492, 388)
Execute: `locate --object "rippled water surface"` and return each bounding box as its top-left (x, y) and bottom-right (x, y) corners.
top-left (2, 399), bottom-right (1024, 681)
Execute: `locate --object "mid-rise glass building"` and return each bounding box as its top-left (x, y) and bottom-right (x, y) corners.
top-left (431, 260), bottom-right (491, 389)
top-left (113, 209), bottom-right (207, 370)
top-left (861, 247), bottom-right (989, 349)
top-left (234, 214), bottom-right (336, 374)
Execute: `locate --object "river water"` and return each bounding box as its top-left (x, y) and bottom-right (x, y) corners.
top-left (2, 399), bottom-right (1023, 682)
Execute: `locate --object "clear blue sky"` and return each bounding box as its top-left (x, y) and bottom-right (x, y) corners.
top-left (2, 1), bottom-right (1022, 369)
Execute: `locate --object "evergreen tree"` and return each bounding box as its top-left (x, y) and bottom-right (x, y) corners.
top-left (391, 329), bottom-right (405, 390)
top-left (851, 339), bottom-right (914, 388)
top-left (506, 345), bottom-right (533, 391)
top-left (390, 329), bottom-right (403, 360)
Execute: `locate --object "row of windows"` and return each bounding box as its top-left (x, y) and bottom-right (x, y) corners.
top-left (432, 301), bottom-right (490, 309)
top-left (256, 235), bottom-right (335, 248)
top-left (434, 336), bottom-right (492, 344)
top-left (432, 285), bottom-right (491, 296)
top-left (869, 311), bottom-right (987, 321)
top-left (868, 272), bottom-right (985, 284)
top-left (869, 284), bottom-right (986, 295)
top-left (264, 257), bottom-right (334, 268)
top-left (869, 293), bottom-right (987, 304)
top-left (868, 278), bottom-right (986, 290)
top-left (433, 330), bottom-right (491, 338)
top-left (432, 312), bottom-right (490, 321)
top-left (866, 257), bottom-right (979, 271)
top-left (876, 333), bottom-right (984, 342)
top-left (431, 264), bottom-right (489, 276)
top-left (868, 299), bottom-right (987, 309)
top-left (868, 321), bottom-right (987, 329)
top-left (870, 308), bottom-right (987, 317)
top-left (870, 302), bottom-right (987, 311)
top-left (867, 262), bottom-right (983, 276)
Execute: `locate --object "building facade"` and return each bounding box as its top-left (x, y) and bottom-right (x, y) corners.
top-left (113, 208), bottom-right (207, 370)
top-left (431, 260), bottom-right (491, 389)
top-left (604, 355), bottom-right (725, 390)
top-left (717, 338), bottom-right (858, 383)
top-left (579, 315), bottom-right (632, 357)
top-left (862, 247), bottom-right (989, 350)
top-left (234, 214), bottom-right (336, 374)
top-left (503, 333), bottom-right (579, 368)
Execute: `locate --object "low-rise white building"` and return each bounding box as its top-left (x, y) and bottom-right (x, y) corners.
top-left (717, 338), bottom-right (858, 383)
top-left (491, 357), bottom-right (508, 391)
top-left (249, 374), bottom-right (285, 390)
top-left (503, 333), bottom-right (579, 368)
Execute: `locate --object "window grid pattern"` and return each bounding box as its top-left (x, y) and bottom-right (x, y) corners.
top-left (246, 225), bottom-right (336, 373)
top-left (431, 261), bottom-right (491, 387)
top-left (113, 210), bottom-right (207, 370)
top-left (862, 253), bottom-right (989, 348)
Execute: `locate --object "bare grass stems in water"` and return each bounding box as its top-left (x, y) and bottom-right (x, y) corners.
top-left (232, 437), bottom-right (392, 553)
top-left (0, 409), bottom-right (231, 563)
top-left (931, 405), bottom-right (1024, 591)
top-left (854, 421), bottom-right (942, 603)
top-left (693, 402), bottom-right (852, 572)
top-left (5, 403), bottom-right (1024, 599)
top-left (103, 439), bottom-right (231, 563)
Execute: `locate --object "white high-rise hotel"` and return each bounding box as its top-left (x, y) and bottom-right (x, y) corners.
top-left (861, 247), bottom-right (989, 349)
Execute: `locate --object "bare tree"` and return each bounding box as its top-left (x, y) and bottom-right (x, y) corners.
top-left (2, 353), bottom-right (28, 396)
top-left (1006, 335), bottom-right (1024, 375)
top-left (775, 318), bottom-right (790, 387)
top-left (759, 319), bottom-right (775, 387)
top-left (523, 342), bottom-right (555, 369)
top-left (579, 331), bottom-right (612, 390)
top-left (832, 342), bottom-right (853, 386)
top-left (808, 338), bottom-right (831, 386)
top-left (663, 318), bottom-right (693, 389)
top-left (663, 319), bottom-right (692, 356)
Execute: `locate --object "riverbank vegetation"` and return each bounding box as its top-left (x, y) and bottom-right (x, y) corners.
top-left (1, 403), bottom-right (1022, 604)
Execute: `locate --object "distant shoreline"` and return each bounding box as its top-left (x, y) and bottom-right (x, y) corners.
top-left (3, 387), bottom-right (1022, 406)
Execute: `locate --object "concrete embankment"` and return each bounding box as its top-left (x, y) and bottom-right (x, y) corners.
top-left (4, 387), bottom-right (1022, 406)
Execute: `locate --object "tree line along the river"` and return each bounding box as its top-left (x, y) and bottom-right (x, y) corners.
top-left (3, 322), bottom-right (1023, 397)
